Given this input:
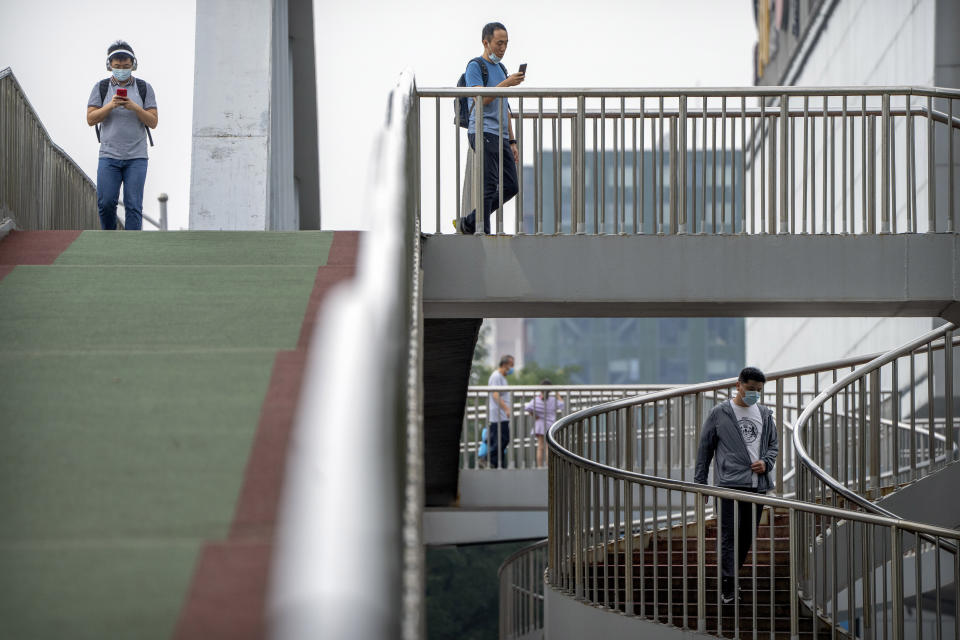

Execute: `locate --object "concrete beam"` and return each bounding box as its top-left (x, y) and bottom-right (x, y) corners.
top-left (458, 469), bottom-right (547, 509)
top-left (423, 508), bottom-right (546, 545)
top-left (423, 234), bottom-right (960, 319)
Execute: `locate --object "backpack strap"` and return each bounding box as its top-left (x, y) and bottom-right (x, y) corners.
top-left (136, 79), bottom-right (154, 147)
top-left (467, 57), bottom-right (489, 86)
top-left (95, 79), bottom-right (110, 143)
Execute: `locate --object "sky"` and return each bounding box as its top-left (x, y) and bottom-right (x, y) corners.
top-left (0, 0), bottom-right (757, 232)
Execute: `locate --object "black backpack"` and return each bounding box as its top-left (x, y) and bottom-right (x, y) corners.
top-left (95, 78), bottom-right (154, 146)
top-left (455, 57), bottom-right (506, 128)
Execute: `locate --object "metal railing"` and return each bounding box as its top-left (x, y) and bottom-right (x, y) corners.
top-left (268, 70), bottom-right (423, 640)
top-left (794, 325), bottom-right (959, 512)
top-left (416, 86), bottom-right (960, 236)
top-left (116, 199), bottom-right (168, 231)
top-left (1, 68), bottom-right (167, 232)
top-left (499, 539), bottom-right (547, 640)
top-left (1, 67), bottom-right (100, 230)
top-left (790, 324), bottom-right (959, 639)
top-left (544, 332), bottom-right (960, 639)
top-left (460, 384), bottom-right (672, 470)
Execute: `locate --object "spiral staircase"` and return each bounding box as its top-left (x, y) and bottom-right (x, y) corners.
top-left (500, 325), bottom-right (959, 640)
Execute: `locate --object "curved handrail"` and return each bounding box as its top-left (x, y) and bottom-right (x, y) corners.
top-left (498, 539), bottom-right (548, 640)
top-left (544, 329), bottom-right (960, 638)
top-left (791, 324), bottom-right (958, 538)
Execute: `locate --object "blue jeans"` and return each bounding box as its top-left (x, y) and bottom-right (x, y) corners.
top-left (460, 133), bottom-right (518, 234)
top-left (487, 420), bottom-right (510, 468)
top-left (97, 157), bottom-right (148, 230)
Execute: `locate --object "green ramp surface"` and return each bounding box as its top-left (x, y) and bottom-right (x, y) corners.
top-left (0, 231), bottom-right (332, 640)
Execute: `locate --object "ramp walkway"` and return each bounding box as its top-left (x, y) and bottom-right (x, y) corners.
top-left (0, 230), bottom-right (358, 640)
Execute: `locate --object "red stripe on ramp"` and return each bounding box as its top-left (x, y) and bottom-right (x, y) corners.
top-left (0, 230), bottom-right (83, 265)
top-left (172, 541), bottom-right (272, 640)
top-left (173, 231), bottom-right (360, 640)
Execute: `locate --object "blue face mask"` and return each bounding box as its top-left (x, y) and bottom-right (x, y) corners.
top-left (488, 52), bottom-right (502, 64)
top-left (742, 390), bottom-right (761, 406)
top-left (111, 68), bottom-right (132, 82)
top-left (506, 367), bottom-right (514, 376)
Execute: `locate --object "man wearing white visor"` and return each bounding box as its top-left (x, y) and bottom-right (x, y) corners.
top-left (86, 40), bottom-right (158, 230)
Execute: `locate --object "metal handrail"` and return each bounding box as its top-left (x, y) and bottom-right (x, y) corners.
top-left (267, 70), bottom-right (423, 640)
top-left (498, 539), bottom-right (548, 640)
top-left (417, 84), bottom-right (960, 236)
top-left (0, 67), bottom-right (100, 230)
top-left (793, 323), bottom-right (960, 518)
top-left (544, 330), bottom-right (960, 638)
top-left (460, 384), bottom-right (673, 470)
top-left (417, 85), bottom-right (960, 98)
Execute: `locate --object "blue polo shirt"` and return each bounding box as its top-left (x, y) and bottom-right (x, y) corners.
top-left (465, 58), bottom-right (510, 138)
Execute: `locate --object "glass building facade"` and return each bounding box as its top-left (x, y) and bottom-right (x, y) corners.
top-left (519, 148), bottom-right (745, 384)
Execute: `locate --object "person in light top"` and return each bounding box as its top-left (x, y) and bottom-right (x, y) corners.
top-left (86, 40), bottom-right (158, 230)
top-left (524, 380), bottom-right (564, 468)
top-left (486, 355), bottom-right (514, 468)
top-left (694, 366), bottom-right (779, 605)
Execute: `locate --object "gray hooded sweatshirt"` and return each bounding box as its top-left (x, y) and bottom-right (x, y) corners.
top-left (694, 400), bottom-right (779, 492)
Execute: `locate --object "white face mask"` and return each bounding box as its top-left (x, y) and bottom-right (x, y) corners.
top-left (488, 51), bottom-right (502, 64)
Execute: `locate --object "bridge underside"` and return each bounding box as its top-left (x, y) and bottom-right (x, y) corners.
top-left (423, 234), bottom-right (960, 321)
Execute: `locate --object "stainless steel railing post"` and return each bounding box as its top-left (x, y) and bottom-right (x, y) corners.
top-left (678, 95), bottom-right (687, 234)
top-left (474, 94), bottom-right (484, 235)
top-left (779, 95), bottom-right (789, 233)
top-left (575, 95), bottom-right (586, 235)
top-left (881, 93), bottom-right (891, 233)
top-left (158, 193), bottom-right (168, 230)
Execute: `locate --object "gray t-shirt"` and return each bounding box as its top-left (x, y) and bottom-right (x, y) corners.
top-left (87, 77), bottom-right (157, 160)
top-left (487, 369), bottom-right (510, 423)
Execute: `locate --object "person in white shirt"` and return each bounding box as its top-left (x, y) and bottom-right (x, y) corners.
top-left (694, 367), bottom-right (779, 604)
top-left (524, 380), bottom-right (565, 467)
top-left (486, 355), bottom-right (515, 468)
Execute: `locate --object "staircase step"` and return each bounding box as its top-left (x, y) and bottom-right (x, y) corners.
top-left (649, 537), bottom-right (791, 552)
top-left (635, 550), bottom-right (791, 565)
top-left (587, 562), bottom-right (793, 579)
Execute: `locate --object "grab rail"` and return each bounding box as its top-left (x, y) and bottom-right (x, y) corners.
top-left (544, 329), bottom-right (960, 639)
top-left (1, 68), bottom-right (99, 230)
top-left (415, 85), bottom-right (960, 236)
top-left (267, 70), bottom-right (424, 640)
top-left (499, 539), bottom-right (547, 640)
top-left (793, 324), bottom-right (958, 515)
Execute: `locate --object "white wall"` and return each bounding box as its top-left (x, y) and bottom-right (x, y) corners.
top-left (189, 0), bottom-right (273, 230)
top-left (747, 0), bottom-right (944, 373)
top-left (795, 0), bottom-right (935, 87)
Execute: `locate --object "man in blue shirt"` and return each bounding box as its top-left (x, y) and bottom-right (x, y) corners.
top-left (458, 22), bottom-right (525, 234)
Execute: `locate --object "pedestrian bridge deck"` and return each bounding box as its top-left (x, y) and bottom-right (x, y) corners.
top-left (422, 233), bottom-right (960, 322)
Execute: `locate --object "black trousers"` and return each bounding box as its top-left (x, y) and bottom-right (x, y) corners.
top-left (487, 420), bottom-right (510, 468)
top-left (719, 488), bottom-right (764, 594)
top-left (461, 133), bottom-right (519, 234)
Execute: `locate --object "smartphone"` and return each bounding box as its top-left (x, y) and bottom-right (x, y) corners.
top-left (518, 63), bottom-right (527, 75)
top-left (116, 88), bottom-right (127, 98)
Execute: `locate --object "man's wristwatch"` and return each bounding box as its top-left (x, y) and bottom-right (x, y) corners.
top-left (509, 139), bottom-right (517, 145)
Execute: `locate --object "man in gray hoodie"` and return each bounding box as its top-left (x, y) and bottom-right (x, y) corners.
top-left (694, 367), bottom-right (779, 604)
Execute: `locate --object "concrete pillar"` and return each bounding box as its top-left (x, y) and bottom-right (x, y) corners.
top-left (189, 0), bottom-right (319, 230)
